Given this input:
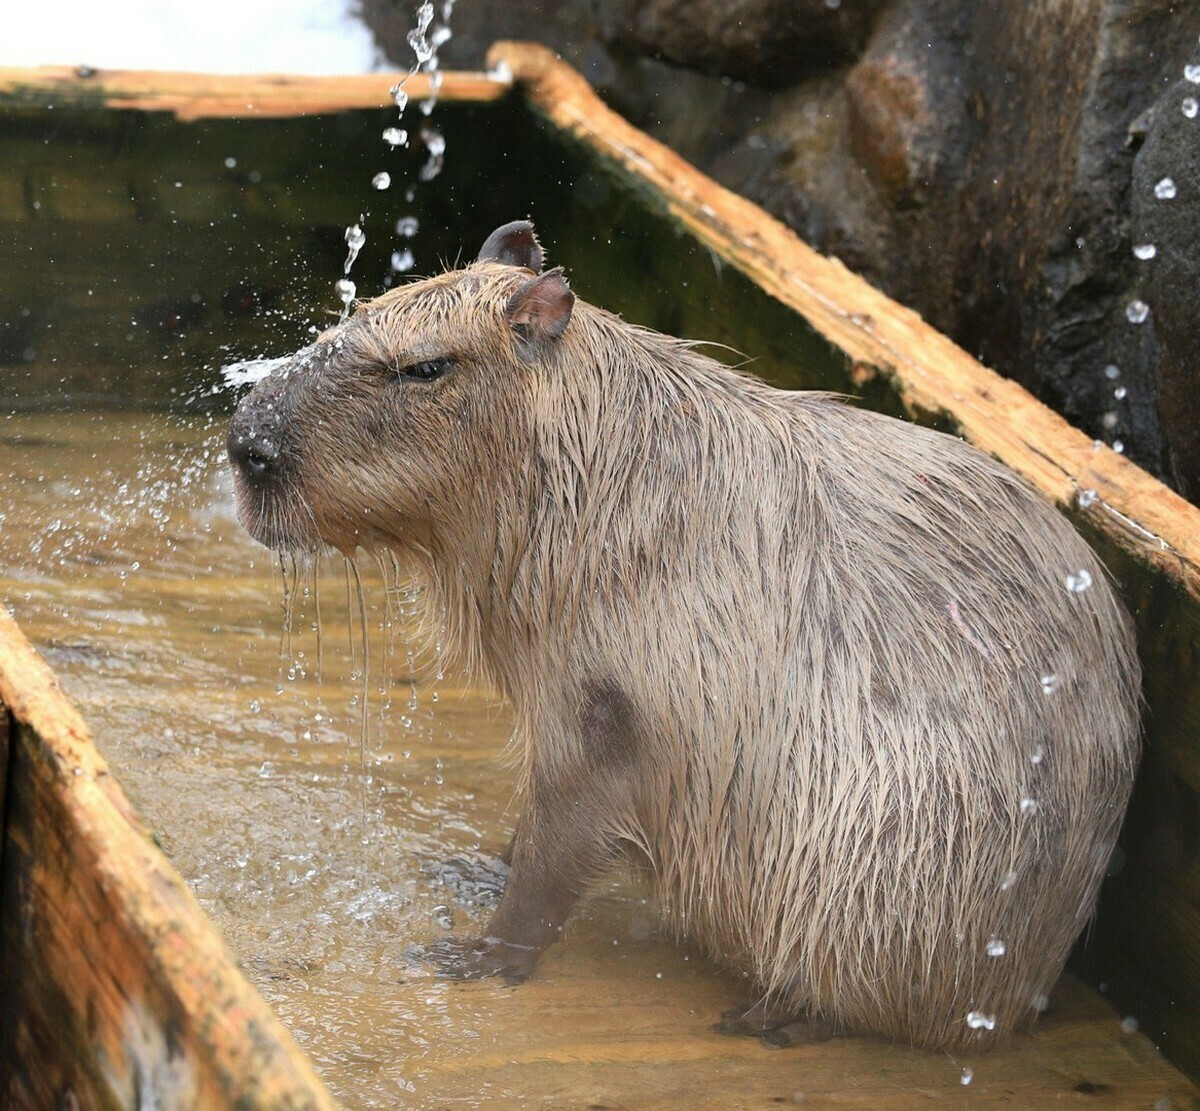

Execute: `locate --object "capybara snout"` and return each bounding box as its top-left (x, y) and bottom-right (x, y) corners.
top-left (227, 220), bottom-right (1140, 1051)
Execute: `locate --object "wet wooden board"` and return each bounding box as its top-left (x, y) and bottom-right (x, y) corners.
top-left (0, 607), bottom-right (339, 1109)
top-left (0, 67), bottom-right (508, 120)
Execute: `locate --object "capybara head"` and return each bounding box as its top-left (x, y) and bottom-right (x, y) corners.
top-left (227, 221), bottom-right (1141, 1052)
top-left (227, 221), bottom-right (572, 558)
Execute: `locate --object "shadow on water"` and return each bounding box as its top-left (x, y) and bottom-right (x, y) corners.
top-left (3, 92), bottom-right (1197, 1105)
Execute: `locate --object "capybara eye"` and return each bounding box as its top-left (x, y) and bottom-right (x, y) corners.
top-left (392, 356), bottom-right (454, 382)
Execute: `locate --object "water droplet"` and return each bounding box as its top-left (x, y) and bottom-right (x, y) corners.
top-left (1184, 97), bottom-right (1199, 119)
top-left (1104, 363), bottom-right (1121, 380)
top-left (1154, 176), bottom-right (1177, 200)
top-left (249, 699), bottom-right (262, 714)
top-left (224, 156), bottom-right (237, 169)
top-left (343, 224), bottom-right (366, 276)
top-left (391, 249), bottom-right (415, 273)
top-left (382, 127), bottom-right (408, 147)
top-left (1114, 385), bottom-right (1128, 400)
top-left (1077, 488), bottom-right (1098, 509)
top-left (1040, 673), bottom-right (1061, 695)
top-left (966, 1011), bottom-right (997, 1031)
top-left (395, 215), bottom-right (420, 237)
top-left (390, 84), bottom-right (409, 112)
top-left (1032, 993), bottom-right (1050, 1013)
top-left (1102, 411), bottom-right (1118, 430)
top-left (1186, 62), bottom-right (1200, 84)
top-left (960, 1067), bottom-right (974, 1085)
top-left (371, 172), bottom-right (391, 190)
top-left (1113, 439), bottom-right (1125, 454)
top-left (1030, 745), bottom-right (1045, 766)
top-left (1020, 797), bottom-right (1038, 816)
top-left (1133, 242), bottom-right (1157, 260)
top-left (1120, 1014), bottom-right (1139, 1034)
top-left (1000, 870), bottom-right (1018, 892)
top-left (334, 278), bottom-right (356, 306)
top-left (986, 937), bottom-right (1007, 957)
top-left (1066, 568), bottom-right (1093, 593)
top-left (1125, 299), bottom-right (1150, 324)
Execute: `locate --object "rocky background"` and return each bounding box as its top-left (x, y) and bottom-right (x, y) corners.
top-left (361, 0), bottom-right (1200, 500)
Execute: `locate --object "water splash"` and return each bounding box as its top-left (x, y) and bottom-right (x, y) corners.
top-left (966, 1011), bottom-right (996, 1031)
top-left (1064, 568), bottom-right (1094, 593)
top-left (335, 278), bottom-right (357, 317)
top-left (1154, 176), bottom-right (1177, 200)
top-left (222, 354), bottom-right (292, 388)
top-left (344, 223), bottom-right (367, 274)
top-left (1125, 299), bottom-right (1150, 324)
top-left (418, 127), bottom-right (446, 183)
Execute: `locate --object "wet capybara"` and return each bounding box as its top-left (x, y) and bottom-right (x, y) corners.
top-left (226, 220), bottom-right (1140, 1050)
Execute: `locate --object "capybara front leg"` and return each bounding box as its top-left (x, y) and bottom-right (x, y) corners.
top-left (425, 767), bottom-right (630, 984)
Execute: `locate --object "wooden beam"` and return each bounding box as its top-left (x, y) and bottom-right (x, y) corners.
top-left (0, 607), bottom-right (339, 1109)
top-left (488, 40), bottom-right (1200, 601)
top-left (0, 66), bottom-right (509, 121)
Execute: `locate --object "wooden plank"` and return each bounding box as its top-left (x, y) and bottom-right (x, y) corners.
top-left (0, 66), bottom-right (509, 121)
top-left (0, 607), bottom-right (339, 1109)
top-left (488, 40), bottom-right (1200, 603)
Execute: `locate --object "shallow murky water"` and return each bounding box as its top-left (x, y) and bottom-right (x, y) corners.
top-left (0, 408), bottom-right (722, 1105)
top-left (3, 410), bottom-right (1196, 1109)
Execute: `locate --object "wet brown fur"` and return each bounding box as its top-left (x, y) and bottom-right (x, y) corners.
top-left (227, 229), bottom-right (1140, 1051)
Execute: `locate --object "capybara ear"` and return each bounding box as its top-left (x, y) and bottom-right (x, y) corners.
top-left (507, 270), bottom-right (575, 344)
top-left (477, 220), bottom-right (545, 272)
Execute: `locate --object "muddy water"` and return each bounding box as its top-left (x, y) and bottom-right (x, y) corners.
top-left (0, 408), bottom-right (727, 1105)
top-left (4, 409), bottom-right (1198, 1109)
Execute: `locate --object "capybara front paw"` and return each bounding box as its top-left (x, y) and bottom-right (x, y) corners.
top-left (419, 935), bottom-right (538, 985)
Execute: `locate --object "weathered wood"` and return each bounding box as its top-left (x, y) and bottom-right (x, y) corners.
top-left (488, 40), bottom-right (1200, 603)
top-left (0, 66), bottom-right (509, 120)
top-left (0, 607), bottom-right (339, 1109)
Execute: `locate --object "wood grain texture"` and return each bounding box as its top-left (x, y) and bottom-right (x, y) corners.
top-left (488, 39), bottom-right (1200, 603)
top-left (0, 66), bottom-right (509, 120)
top-left (0, 607), bottom-right (338, 1109)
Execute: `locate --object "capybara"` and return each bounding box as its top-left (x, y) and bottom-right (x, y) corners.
top-left (226, 220), bottom-right (1140, 1050)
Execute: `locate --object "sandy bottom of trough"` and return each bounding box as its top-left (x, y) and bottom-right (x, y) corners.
top-left (2, 409), bottom-right (1197, 1109)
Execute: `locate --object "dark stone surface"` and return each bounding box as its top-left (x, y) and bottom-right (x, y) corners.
top-left (360, 0), bottom-right (1200, 498)
top-left (1132, 46), bottom-right (1200, 500)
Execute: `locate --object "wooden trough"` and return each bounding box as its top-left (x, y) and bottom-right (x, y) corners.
top-left (2, 42), bottom-right (1199, 1108)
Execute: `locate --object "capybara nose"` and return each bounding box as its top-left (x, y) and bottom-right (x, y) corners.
top-left (227, 422), bottom-right (281, 480)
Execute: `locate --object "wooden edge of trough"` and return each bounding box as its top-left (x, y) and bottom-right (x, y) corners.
top-left (0, 65), bottom-right (509, 120)
top-left (0, 606), bottom-right (339, 1109)
top-left (485, 40), bottom-right (1200, 602)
